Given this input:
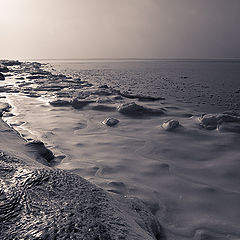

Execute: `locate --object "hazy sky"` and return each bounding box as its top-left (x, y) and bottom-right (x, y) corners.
top-left (1, 0), bottom-right (240, 59)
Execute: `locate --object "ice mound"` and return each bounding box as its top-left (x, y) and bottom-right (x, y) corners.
top-left (161, 119), bottom-right (180, 131)
top-left (102, 117), bottom-right (119, 126)
top-left (199, 113), bottom-right (240, 130)
top-left (117, 102), bottom-right (164, 116)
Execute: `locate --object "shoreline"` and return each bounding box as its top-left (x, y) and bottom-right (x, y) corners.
top-left (1, 59), bottom-right (240, 239)
top-left (0, 60), bottom-right (163, 240)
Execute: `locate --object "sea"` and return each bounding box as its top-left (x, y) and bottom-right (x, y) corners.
top-left (2, 59), bottom-right (240, 239)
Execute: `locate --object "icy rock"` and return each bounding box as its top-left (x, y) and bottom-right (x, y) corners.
top-left (117, 102), bottom-right (164, 116)
top-left (71, 98), bottom-right (94, 109)
top-left (162, 120), bottom-right (180, 131)
top-left (200, 113), bottom-right (240, 130)
top-left (49, 99), bottom-right (71, 107)
top-left (102, 118), bottom-right (119, 126)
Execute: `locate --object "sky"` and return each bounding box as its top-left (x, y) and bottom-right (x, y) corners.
top-left (1, 0), bottom-right (240, 60)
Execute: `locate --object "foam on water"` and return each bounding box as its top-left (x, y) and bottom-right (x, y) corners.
top-left (1, 60), bottom-right (240, 239)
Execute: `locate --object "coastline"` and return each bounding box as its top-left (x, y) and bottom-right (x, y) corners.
top-left (0, 61), bottom-right (163, 240)
top-left (1, 59), bottom-right (240, 239)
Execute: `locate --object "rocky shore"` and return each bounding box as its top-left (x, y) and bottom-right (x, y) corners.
top-left (1, 59), bottom-right (240, 240)
top-left (0, 60), bottom-right (163, 239)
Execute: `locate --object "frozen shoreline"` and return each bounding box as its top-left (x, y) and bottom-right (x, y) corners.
top-left (1, 59), bottom-right (240, 239)
top-left (0, 60), bottom-right (163, 239)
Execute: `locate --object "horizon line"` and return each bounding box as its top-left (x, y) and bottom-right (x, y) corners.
top-left (2, 57), bottom-right (240, 62)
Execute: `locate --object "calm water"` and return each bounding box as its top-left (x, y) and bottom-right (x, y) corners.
top-left (3, 60), bottom-right (240, 239)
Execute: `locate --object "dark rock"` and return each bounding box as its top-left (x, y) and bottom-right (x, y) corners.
top-left (0, 73), bottom-right (5, 80)
top-left (57, 74), bottom-right (67, 78)
top-left (0, 60), bottom-right (21, 66)
top-left (99, 84), bottom-right (109, 89)
top-left (30, 70), bottom-right (49, 75)
top-left (0, 86), bottom-right (11, 92)
top-left (26, 75), bottom-right (45, 80)
top-left (0, 65), bottom-right (9, 73)
top-left (117, 102), bottom-right (164, 116)
top-left (102, 118), bottom-right (119, 126)
top-left (71, 98), bottom-right (94, 109)
top-left (49, 99), bottom-right (71, 107)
